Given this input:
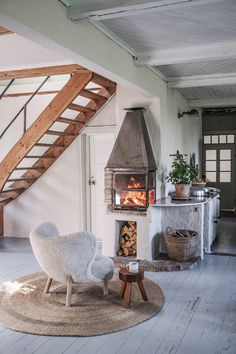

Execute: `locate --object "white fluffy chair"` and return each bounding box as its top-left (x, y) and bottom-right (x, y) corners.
top-left (29, 222), bottom-right (114, 307)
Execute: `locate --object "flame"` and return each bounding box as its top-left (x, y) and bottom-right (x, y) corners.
top-left (117, 176), bottom-right (155, 207)
top-left (120, 191), bottom-right (146, 206)
top-left (127, 176), bottom-right (144, 189)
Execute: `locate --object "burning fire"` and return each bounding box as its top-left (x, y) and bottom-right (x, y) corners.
top-left (120, 191), bottom-right (146, 206)
top-left (120, 176), bottom-right (146, 206)
top-left (117, 176), bottom-right (155, 207)
top-left (127, 176), bottom-right (144, 189)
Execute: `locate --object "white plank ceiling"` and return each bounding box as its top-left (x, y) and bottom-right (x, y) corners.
top-left (61, 0), bottom-right (236, 106)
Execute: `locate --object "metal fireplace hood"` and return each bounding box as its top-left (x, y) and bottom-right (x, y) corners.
top-left (106, 107), bottom-right (157, 171)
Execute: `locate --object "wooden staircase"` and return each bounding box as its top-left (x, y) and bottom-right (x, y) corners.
top-left (0, 65), bottom-right (116, 235)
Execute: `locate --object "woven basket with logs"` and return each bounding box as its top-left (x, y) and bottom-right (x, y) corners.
top-left (117, 221), bottom-right (137, 257)
top-left (164, 227), bottom-right (198, 262)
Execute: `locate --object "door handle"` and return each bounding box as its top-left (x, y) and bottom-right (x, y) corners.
top-left (89, 176), bottom-right (96, 185)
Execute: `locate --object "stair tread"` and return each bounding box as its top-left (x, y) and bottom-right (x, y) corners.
top-left (8, 177), bottom-right (36, 182)
top-left (67, 103), bottom-right (96, 113)
top-left (35, 143), bottom-right (65, 147)
top-left (25, 155), bottom-right (55, 159)
top-left (57, 117), bottom-right (85, 125)
top-left (80, 89), bottom-right (107, 101)
top-left (0, 196), bottom-right (13, 201)
top-left (45, 130), bottom-right (76, 136)
top-left (15, 167), bottom-right (46, 170)
top-left (1, 187), bottom-right (25, 194)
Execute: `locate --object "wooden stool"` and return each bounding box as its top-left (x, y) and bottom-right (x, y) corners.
top-left (119, 267), bottom-right (148, 308)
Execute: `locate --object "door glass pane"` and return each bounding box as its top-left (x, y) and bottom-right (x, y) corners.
top-left (227, 134), bottom-right (234, 144)
top-left (220, 149), bottom-right (231, 160)
top-left (220, 161), bottom-right (231, 171)
top-left (212, 135), bottom-right (218, 144)
top-left (220, 172), bottom-right (231, 183)
top-left (206, 172), bottom-right (216, 182)
top-left (205, 160), bottom-right (216, 171)
top-left (206, 150), bottom-right (216, 160)
top-left (219, 135), bottom-right (226, 144)
top-left (204, 135), bottom-right (211, 144)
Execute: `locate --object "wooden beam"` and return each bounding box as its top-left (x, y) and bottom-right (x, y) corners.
top-left (135, 41), bottom-right (236, 66)
top-left (167, 73), bottom-right (236, 88)
top-left (0, 72), bottom-right (93, 190)
top-left (0, 25), bottom-right (13, 36)
top-left (187, 97), bottom-right (236, 108)
top-left (0, 206), bottom-right (3, 236)
top-left (0, 64), bottom-right (87, 81)
top-left (68, 0), bottom-right (226, 21)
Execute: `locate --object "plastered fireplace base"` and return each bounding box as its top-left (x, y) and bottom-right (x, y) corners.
top-left (102, 207), bottom-right (162, 260)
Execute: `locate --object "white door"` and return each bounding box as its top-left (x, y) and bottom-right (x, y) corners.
top-left (86, 130), bottom-right (115, 241)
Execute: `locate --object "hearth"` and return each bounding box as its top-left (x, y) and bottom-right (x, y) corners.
top-left (105, 107), bottom-right (157, 211)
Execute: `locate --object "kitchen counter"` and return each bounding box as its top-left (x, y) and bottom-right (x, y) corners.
top-left (152, 191), bottom-right (219, 207)
top-left (148, 191), bottom-right (220, 260)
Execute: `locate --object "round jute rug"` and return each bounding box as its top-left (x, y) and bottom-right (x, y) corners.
top-left (0, 272), bottom-right (164, 336)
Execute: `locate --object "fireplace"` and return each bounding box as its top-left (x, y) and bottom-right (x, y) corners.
top-left (113, 171), bottom-right (156, 210)
top-left (105, 107), bottom-right (157, 212)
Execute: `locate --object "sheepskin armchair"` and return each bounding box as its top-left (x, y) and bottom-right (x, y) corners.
top-left (29, 222), bottom-right (114, 306)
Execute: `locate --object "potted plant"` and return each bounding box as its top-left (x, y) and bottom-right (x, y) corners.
top-left (166, 157), bottom-right (199, 198)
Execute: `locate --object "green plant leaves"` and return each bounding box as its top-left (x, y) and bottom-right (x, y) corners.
top-left (166, 159), bottom-right (199, 184)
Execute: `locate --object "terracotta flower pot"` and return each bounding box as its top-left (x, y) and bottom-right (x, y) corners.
top-left (175, 183), bottom-right (190, 198)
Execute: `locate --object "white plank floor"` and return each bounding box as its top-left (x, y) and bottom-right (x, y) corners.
top-left (0, 238), bottom-right (235, 354)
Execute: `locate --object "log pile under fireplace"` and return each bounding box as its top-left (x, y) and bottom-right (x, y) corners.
top-left (117, 221), bottom-right (137, 257)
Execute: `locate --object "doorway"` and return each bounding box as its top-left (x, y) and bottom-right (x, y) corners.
top-left (202, 110), bottom-right (236, 211)
top-left (202, 133), bottom-right (235, 210)
top-left (82, 127), bottom-right (115, 241)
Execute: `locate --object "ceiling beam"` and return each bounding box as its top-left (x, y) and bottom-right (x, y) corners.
top-left (135, 41), bottom-right (236, 66)
top-left (67, 0), bottom-right (226, 21)
top-left (0, 64), bottom-right (87, 80)
top-left (167, 73), bottom-right (236, 88)
top-left (188, 97), bottom-right (236, 108)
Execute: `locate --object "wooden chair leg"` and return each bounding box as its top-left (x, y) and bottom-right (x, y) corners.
top-left (125, 282), bottom-right (132, 308)
top-left (138, 280), bottom-right (148, 301)
top-left (44, 277), bottom-right (53, 294)
top-left (119, 281), bottom-right (126, 298)
top-left (66, 275), bottom-right (73, 307)
top-left (103, 280), bottom-right (109, 295)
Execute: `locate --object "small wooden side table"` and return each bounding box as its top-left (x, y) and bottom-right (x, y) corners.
top-left (119, 267), bottom-right (148, 308)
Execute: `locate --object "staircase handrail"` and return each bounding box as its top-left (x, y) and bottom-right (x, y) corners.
top-left (0, 76), bottom-right (50, 140)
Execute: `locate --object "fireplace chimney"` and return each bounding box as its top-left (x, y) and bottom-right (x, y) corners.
top-left (106, 107), bottom-right (156, 170)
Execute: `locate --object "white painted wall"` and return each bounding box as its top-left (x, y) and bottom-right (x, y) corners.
top-left (0, 33), bottom-right (71, 70)
top-left (161, 88), bottom-right (202, 196)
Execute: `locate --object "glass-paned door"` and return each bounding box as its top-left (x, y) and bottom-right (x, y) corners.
top-left (203, 135), bottom-right (235, 210)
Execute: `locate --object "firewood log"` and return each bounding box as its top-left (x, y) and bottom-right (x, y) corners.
top-left (123, 248), bottom-right (129, 256)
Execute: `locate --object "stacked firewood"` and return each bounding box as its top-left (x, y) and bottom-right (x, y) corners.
top-left (117, 221), bottom-right (137, 257)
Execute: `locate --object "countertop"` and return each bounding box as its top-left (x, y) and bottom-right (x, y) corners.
top-left (152, 191), bottom-right (219, 207)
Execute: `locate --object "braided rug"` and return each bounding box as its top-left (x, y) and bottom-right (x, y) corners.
top-left (0, 272), bottom-right (164, 336)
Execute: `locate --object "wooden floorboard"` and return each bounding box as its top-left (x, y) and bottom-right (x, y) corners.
top-left (211, 217), bottom-right (236, 255)
top-left (0, 237), bottom-right (235, 354)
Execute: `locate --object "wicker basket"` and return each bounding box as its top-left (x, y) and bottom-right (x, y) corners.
top-left (164, 228), bottom-right (198, 262)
